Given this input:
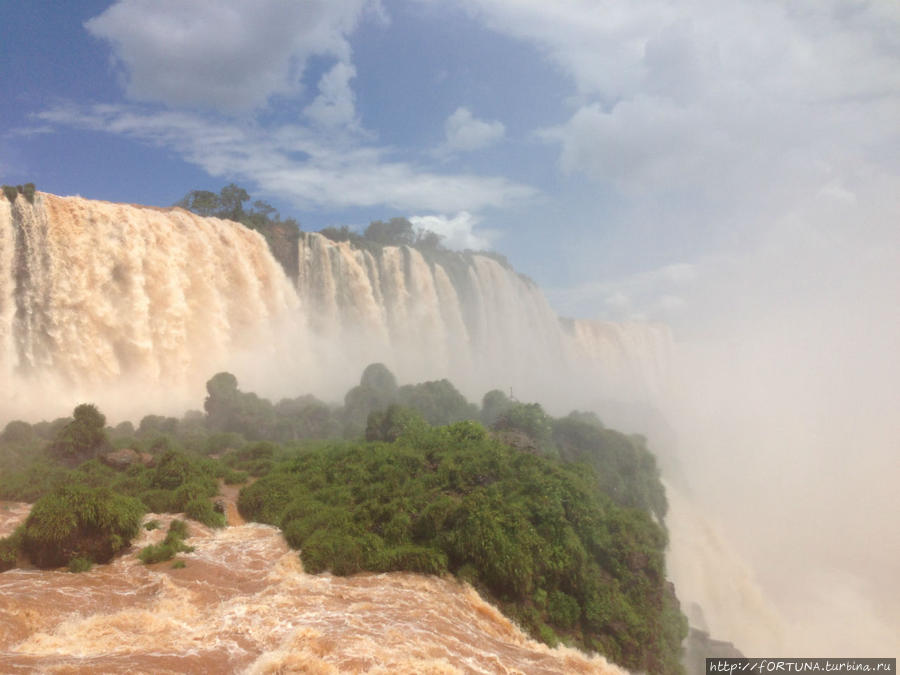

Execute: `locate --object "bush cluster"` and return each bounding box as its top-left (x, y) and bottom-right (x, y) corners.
top-left (138, 519), bottom-right (193, 564)
top-left (20, 484), bottom-right (143, 568)
top-left (239, 421), bottom-right (686, 673)
top-left (0, 366), bottom-right (684, 672)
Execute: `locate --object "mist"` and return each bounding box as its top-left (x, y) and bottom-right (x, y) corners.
top-left (652, 172), bottom-right (900, 655)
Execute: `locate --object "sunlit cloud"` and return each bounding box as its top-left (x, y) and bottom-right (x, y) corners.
top-left (437, 107), bottom-right (505, 156)
top-left (85, 0), bottom-right (377, 111)
top-left (35, 104), bottom-right (536, 213)
top-left (408, 211), bottom-right (497, 250)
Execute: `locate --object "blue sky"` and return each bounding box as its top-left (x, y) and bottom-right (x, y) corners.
top-left (2, 0), bottom-right (898, 328)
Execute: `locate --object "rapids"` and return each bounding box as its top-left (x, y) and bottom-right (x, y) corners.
top-left (0, 505), bottom-right (626, 674)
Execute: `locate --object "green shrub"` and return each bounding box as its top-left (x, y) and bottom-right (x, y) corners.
top-left (1, 420), bottom-right (34, 444)
top-left (22, 484), bottom-right (143, 568)
top-left (547, 590), bottom-right (581, 630)
top-left (138, 519), bottom-right (193, 564)
top-left (22, 183), bottom-right (35, 204)
top-left (376, 544), bottom-right (447, 575)
top-left (47, 403), bottom-right (110, 467)
top-left (168, 518), bottom-right (189, 540)
top-left (239, 422), bottom-right (686, 673)
top-left (538, 623), bottom-right (559, 648)
top-left (223, 469), bottom-right (248, 485)
top-left (184, 497), bottom-right (225, 528)
top-left (144, 519), bottom-right (161, 531)
top-left (0, 461), bottom-right (68, 501)
top-left (171, 559), bottom-right (186, 569)
top-left (174, 481), bottom-right (211, 510)
top-left (204, 431), bottom-right (245, 455)
top-left (0, 528), bottom-right (23, 572)
top-left (151, 449), bottom-right (195, 489)
top-left (2, 185), bottom-right (17, 202)
top-left (68, 557), bottom-right (93, 573)
top-left (139, 489), bottom-right (177, 513)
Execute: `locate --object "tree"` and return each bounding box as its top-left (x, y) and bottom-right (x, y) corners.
top-left (1, 420), bottom-right (34, 444)
top-left (492, 402), bottom-right (553, 453)
top-left (138, 415), bottom-right (178, 437)
top-left (48, 404), bottom-right (109, 466)
top-left (481, 389), bottom-right (513, 427)
top-left (273, 395), bottom-right (338, 440)
top-left (319, 225), bottom-right (357, 243)
top-left (217, 183), bottom-right (250, 221)
top-left (342, 363), bottom-right (400, 437)
top-left (203, 372), bottom-right (275, 439)
top-left (360, 362), bottom-right (398, 395)
top-left (204, 372), bottom-right (240, 432)
top-left (175, 189), bottom-right (219, 216)
top-left (175, 185), bottom-right (301, 277)
top-left (397, 379), bottom-right (478, 426)
top-left (365, 404), bottom-right (426, 442)
top-left (364, 218), bottom-right (416, 246)
top-left (415, 229), bottom-right (444, 250)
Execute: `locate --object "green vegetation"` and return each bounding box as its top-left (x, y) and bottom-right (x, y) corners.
top-left (175, 184), bottom-right (522, 290)
top-left (20, 485), bottom-right (143, 568)
top-left (68, 556), bottom-right (93, 573)
top-left (0, 408), bottom-right (226, 570)
top-left (176, 184), bottom-right (301, 276)
top-left (553, 412), bottom-right (668, 520)
top-left (138, 519), bottom-right (193, 564)
top-left (48, 403), bottom-right (109, 467)
top-left (0, 364), bottom-right (684, 671)
top-left (239, 420), bottom-right (685, 673)
top-left (0, 527), bottom-right (23, 572)
top-left (2, 185), bottom-right (18, 202)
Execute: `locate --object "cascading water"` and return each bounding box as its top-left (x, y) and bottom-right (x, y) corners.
top-left (1, 194), bottom-right (672, 420)
top-left (0, 193), bottom-right (299, 419)
top-left (295, 231), bottom-right (673, 409)
top-left (0, 505), bottom-right (626, 674)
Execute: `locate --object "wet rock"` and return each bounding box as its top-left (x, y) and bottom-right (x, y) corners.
top-left (100, 449), bottom-right (156, 470)
top-left (101, 448), bottom-right (141, 470)
top-left (683, 627), bottom-right (743, 673)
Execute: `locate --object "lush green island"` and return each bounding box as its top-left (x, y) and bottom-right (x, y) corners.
top-left (0, 364), bottom-right (687, 674)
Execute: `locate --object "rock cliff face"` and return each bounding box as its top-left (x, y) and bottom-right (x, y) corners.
top-left (683, 627), bottom-right (744, 673)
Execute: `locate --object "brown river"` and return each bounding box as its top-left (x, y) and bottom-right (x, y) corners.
top-left (0, 501), bottom-right (626, 674)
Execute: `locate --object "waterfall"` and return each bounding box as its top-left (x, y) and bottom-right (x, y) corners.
top-left (0, 193), bottom-right (299, 419)
top-left (295, 232), bottom-right (672, 410)
top-left (1, 193), bottom-right (671, 422)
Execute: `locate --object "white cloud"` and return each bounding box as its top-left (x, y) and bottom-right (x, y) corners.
top-left (439, 107), bottom-right (505, 155)
top-left (408, 212), bottom-right (496, 250)
top-left (36, 104), bottom-right (535, 213)
top-left (459, 0), bottom-right (900, 212)
top-left (304, 61), bottom-right (362, 131)
top-left (85, 0), bottom-right (374, 111)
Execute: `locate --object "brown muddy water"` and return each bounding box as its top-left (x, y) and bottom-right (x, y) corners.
top-left (0, 502), bottom-right (626, 674)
